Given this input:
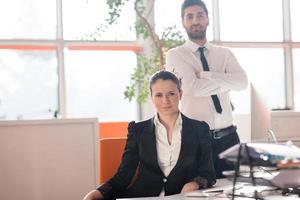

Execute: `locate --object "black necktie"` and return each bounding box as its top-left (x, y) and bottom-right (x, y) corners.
top-left (199, 47), bottom-right (223, 114)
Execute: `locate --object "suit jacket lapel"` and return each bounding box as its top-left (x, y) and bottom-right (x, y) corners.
top-left (169, 114), bottom-right (194, 176)
top-left (142, 118), bottom-right (165, 176)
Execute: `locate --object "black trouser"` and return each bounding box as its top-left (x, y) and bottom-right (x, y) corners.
top-left (211, 126), bottom-right (240, 179)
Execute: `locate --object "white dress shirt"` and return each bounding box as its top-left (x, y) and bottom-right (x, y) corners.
top-left (154, 113), bottom-right (182, 196)
top-left (166, 40), bottom-right (248, 130)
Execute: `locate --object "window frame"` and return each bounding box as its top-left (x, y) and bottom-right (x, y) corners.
top-left (1, 0), bottom-right (299, 120)
top-left (210, 0), bottom-right (297, 110)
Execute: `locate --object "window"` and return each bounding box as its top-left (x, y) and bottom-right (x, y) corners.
top-left (219, 0), bottom-right (282, 41)
top-left (231, 48), bottom-right (285, 110)
top-left (64, 50), bottom-right (138, 121)
top-left (0, 0), bottom-right (139, 121)
top-left (0, 49), bottom-right (58, 119)
top-left (1, 0), bottom-right (300, 120)
top-left (63, 0), bottom-right (136, 41)
top-left (293, 49), bottom-right (300, 110)
top-left (290, 0), bottom-right (300, 41)
top-left (0, 0), bottom-right (56, 39)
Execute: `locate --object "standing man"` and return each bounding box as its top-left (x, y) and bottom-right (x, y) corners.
top-left (166, 0), bottom-right (248, 178)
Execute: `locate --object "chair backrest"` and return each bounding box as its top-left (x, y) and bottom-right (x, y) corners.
top-left (99, 137), bottom-right (127, 184)
top-left (99, 122), bottom-right (129, 139)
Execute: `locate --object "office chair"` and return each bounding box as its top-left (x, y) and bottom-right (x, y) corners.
top-left (98, 122), bottom-right (129, 139)
top-left (99, 137), bottom-right (127, 183)
top-left (98, 122), bottom-right (130, 184)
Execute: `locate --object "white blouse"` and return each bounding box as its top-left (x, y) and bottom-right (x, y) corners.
top-left (154, 113), bottom-right (182, 196)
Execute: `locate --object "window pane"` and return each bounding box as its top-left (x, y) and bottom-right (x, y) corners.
top-left (293, 49), bottom-right (300, 110)
top-left (0, 0), bottom-right (56, 39)
top-left (230, 48), bottom-right (285, 113)
top-left (65, 50), bottom-right (138, 121)
top-left (155, 0), bottom-right (212, 41)
top-left (0, 50), bottom-right (58, 120)
top-left (219, 0), bottom-right (282, 41)
top-left (290, 0), bottom-right (300, 41)
top-left (63, 0), bottom-right (136, 41)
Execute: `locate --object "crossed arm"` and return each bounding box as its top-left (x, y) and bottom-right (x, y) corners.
top-left (166, 49), bottom-right (248, 97)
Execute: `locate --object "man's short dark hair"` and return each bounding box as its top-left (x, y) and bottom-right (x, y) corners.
top-left (149, 70), bottom-right (182, 94)
top-left (181, 0), bottom-right (208, 19)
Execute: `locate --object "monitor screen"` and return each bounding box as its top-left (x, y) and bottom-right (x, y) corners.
top-left (250, 83), bottom-right (274, 142)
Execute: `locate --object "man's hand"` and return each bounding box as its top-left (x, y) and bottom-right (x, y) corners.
top-left (180, 181), bottom-right (199, 193)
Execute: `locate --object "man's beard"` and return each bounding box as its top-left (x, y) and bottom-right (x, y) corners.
top-left (186, 28), bottom-right (207, 40)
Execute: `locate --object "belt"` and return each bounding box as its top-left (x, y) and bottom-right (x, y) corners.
top-left (210, 125), bottom-right (236, 139)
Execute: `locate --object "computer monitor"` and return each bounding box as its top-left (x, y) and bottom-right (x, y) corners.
top-left (250, 83), bottom-right (276, 142)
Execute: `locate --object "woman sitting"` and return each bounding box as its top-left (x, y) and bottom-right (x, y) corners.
top-left (83, 70), bottom-right (216, 200)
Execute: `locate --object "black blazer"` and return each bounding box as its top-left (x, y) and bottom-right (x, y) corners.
top-left (97, 114), bottom-right (216, 199)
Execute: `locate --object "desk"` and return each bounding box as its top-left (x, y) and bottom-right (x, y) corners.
top-left (118, 179), bottom-right (299, 200)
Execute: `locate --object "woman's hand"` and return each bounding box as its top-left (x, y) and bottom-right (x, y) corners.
top-left (82, 189), bottom-right (103, 200)
top-left (180, 181), bottom-right (199, 193)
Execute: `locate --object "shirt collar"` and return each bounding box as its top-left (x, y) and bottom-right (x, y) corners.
top-left (154, 113), bottom-right (182, 128)
top-left (185, 39), bottom-right (212, 53)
